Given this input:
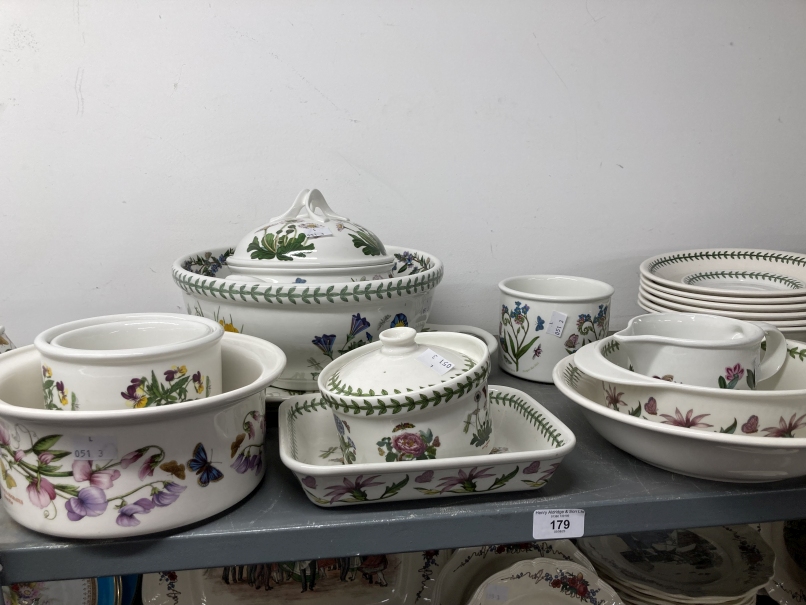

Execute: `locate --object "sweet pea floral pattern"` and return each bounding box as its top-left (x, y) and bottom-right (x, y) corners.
top-left (229, 411), bottom-right (266, 476)
top-left (0, 420), bottom-right (187, 527)
top-left (121, 366), bottom-right (211, 408)
top-left (41, 366), bottom-right (78, 411)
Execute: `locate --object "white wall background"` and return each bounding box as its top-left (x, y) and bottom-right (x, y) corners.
top-left (1, 0), bottom-right (805, 345)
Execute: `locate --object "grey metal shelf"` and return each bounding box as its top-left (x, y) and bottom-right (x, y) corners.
top-left (1, 366), bottom-right (805, 584)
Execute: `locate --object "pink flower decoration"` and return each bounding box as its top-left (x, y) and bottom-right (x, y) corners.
top-left (741, 415), bottom-right (759, 434)
top-left (72, 460), bottom-right (121, 490)
top-left (392, 432), bottom-right (426, 457)
top-left (725, 364), bottom-right (744, 382)
top-left (120, 450), bottom-right (144, 469)
top-left (13, 450), bottom-right (24, 462)
top-left (0, 423), bottom-right (10, 446)
top-left (26, 477), bottom-right (56, 509)
top-left (38, 453), bottom-right (54, 465)
top-left (138, 455), bottom-right (159, 481)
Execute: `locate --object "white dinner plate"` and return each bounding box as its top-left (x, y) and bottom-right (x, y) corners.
top-left (637, 294), bottom-right (806, 329)
top-left (640, 279), bottom-right (806, 311)
top-left (641, 249), bottom-right (806, 298)
top-left (638, 288), bottom-right (806, 321)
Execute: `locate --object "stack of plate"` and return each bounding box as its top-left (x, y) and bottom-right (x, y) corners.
top-left (578, 526), bottom-right (774, 605)
top-left (638, 249), bottom-right (806, 339)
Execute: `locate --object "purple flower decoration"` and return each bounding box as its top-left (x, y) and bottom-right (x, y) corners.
top-left (348, 313), bottom-right (371, 338)
top-left (390, 313), bottom-right (408, 328)
top-left (139, 455), bottom-right (160, 481)
top-left (301, 475), bottom-right (317, 489)
top-left (0, 422), bottom-right (9, 446)
top-left (742, 415), bottom-right (759, 434)
top-left (312, 334), bottom-right (337, 356)
top-left (164, 369), bottom-right (177, 382)
top-left (26, 477), bottom-right (56, 508)
top-left (415, 470), bottom-right (434, 483)
top-left (120, 449), bottom-right (144, 469)
top-left (116, 498), bottom-right (156, 527)
top-left (37, 453), bottom-right (54, 465)
top-left (323, 475), bottom-right (383, 504)
top-left (436, 467), bottom-right (495, 493)
top-left (644, 397), bottom-right (658, 415)
top-left (231, 453), bottom-right (251, 474)
top-left (523, 461), bottom-right (541, 474)
top-left (73, 460), bottom-right (121, 490)
top-left (152, 482), bottom-right (187, 507)
top-left (533, 344), bottom-right (542, 359)
top-left (65, 487), bottom-right (108, 521)
top-left (726, 364), bottom-right (744, 382)
top-left (392, 432), bottom-right (426, 458)
top-left (13, 450), bottom-right (24, 462)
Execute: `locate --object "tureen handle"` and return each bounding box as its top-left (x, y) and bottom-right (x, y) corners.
top-left (269, 189), bottom-right (350, 224)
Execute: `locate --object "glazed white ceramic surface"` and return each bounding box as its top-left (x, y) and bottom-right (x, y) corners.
top-left (553, 352), bottom-right (806, 482)
top-left (641, 249), bottom-right (806, 298)
top-left (639, 288), bottom-right (806, 320)
top-left (577, 526), bottom-right (774, 601)
top-left (35, 314), bottom-right (224, 411)
top-left (0, 325), bottom-right (15, 355)
top-left (760, 521), bottom-right (806, 605)
top-left (0, 333), bottom-right (285, 538)
top-left (279, 386), bottom-right (575, 506)
top-left (2, 578), bottom-right (108, 605)
top-left (640, 278), bottom-right (806, 310)
top-left (174, 245), bottom-right (443, 392)
top-left (498, 275), bottom-right (614, 384)
top-left (141, 551), bottom-right (450, 604)
top-left (636, 296), bottom-right (806, 337)
top-left (226, 188), bottom-right (395, 282)
top-left (467, 558), bottom-right (622, 605)
top-left (433, 541), bottom-right (594, 605)
top-left (318, 329), bottom-right (493, 463)
top-left (613, 313), bottom-right (787, 390)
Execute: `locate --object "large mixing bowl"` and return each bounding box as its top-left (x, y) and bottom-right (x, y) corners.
top-left (173, 246), bottom-right (444, 392)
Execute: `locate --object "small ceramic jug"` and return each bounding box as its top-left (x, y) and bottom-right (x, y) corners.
top-left (613, 313), bottom-right (787, 390)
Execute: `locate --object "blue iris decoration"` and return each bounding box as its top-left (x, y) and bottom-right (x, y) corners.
top-left (333, 415), bottom-right (345, 436)
top-left (536, 316), bottom-right (545, 332)
top-left (349, 313), bottom-right (371, 337)
top-left (312, 334), bottom-right (337, 355)
top-left (390, 313), bottom-right (409, 328)
top-left (294, 277), bottom-right (307, 283)
top-left (366, 332), bottom-right (373, 342)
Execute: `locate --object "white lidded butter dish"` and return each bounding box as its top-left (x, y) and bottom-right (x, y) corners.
top-left (318, 327), bottom-right (493, 463)
top-left (279, 385), bottom-right (575, 507)
top-left (35, 313), bottom-right (224, 412)
top-left (0, 333), bottom-right (285, 538)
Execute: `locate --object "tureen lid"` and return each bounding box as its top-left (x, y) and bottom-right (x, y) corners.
top-left (227, 189), bottom-right (394, 274)
top-left (320, 327), bottom-right (479, 394)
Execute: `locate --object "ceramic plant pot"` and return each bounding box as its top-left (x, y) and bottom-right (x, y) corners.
top-left (318, 327), bottom-right (492, 464)
top-left (173, 246), bottom-right (443, 392)
top-left (498, 275), bottom-right (614, 384)
top-left (35, 314), bottom-right (224, 411)
top-left (0, 332), bottom-right (285, 538)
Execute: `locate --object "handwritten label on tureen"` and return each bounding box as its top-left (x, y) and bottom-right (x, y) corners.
top-left (416, 349), bottom-right (456, 375)
top-left (546, 311), bottom-right (568, 338)
top-left (533, 508), bottom-right (585, 539)
top-left (299, 226), bottom-right (333, 239)
top-left (64, 436), bottom-right (119, 462)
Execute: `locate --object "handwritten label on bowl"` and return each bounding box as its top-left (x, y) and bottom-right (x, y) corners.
top-left (533, 508), bottom-right (585, 539)
top-left (299, 226), bottom-right (332, 239)
top-left (63, 436), bottom-right (119, 462)
top-left (416, 348), bottom-right (456, 375)
top-left (546, 311), bottom-right (568, 338)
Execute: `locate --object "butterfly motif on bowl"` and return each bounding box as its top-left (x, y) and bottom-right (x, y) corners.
top-left (188, 443), bottom-right (224, 487)
top-left (160, 460), bottom-right (186, 480)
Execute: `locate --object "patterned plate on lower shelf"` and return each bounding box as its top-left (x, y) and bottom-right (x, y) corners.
top-left (278, 385), bottom-right (576, 507)
top-left (3, 576), bottom-right (119, 605)
top-left (141, 551), bottom-right (449, 604)
top-left (761, 520), bottom-right (806, 605)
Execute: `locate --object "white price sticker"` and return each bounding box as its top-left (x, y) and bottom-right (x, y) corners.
top-left (533, 508), bottom-right (585, 539)
top-left (64, 436), bottom-right (118, 461)
top-left (546, 311), bottom-right (568, 338)
top-left (485, 585), bottom-right (509, 602)
top-left (299, 226), bottom-right (332, 239)
top-left (416, 348), bottom-right (456, 375)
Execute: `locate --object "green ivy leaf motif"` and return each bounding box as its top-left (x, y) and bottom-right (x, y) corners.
top-left (246, 225), bottom-right (315, 261)
top-left (629, 403), bottom-right (642, 417)
top-left (720, 418), bottom-right (738, 434)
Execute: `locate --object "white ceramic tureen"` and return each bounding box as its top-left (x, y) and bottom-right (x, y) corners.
top-left (172, 188), bottom-right (445, 392)
top-left (0, 333), bottom-right (285, 538)
top-left (318, 327), bottom-right (493, 464)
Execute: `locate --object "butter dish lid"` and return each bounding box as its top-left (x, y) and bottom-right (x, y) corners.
top-left (227, 188), bottom-right (394, 274)
top-left (319, 327), bottom-right (484, 395)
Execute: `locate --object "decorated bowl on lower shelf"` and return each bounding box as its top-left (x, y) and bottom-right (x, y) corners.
top-left (0, 333), bottom-right (285, 538)
top-left (279, 385), bottom-right (575, 506)
top-left (553, 355), bottom-right (806, 482)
